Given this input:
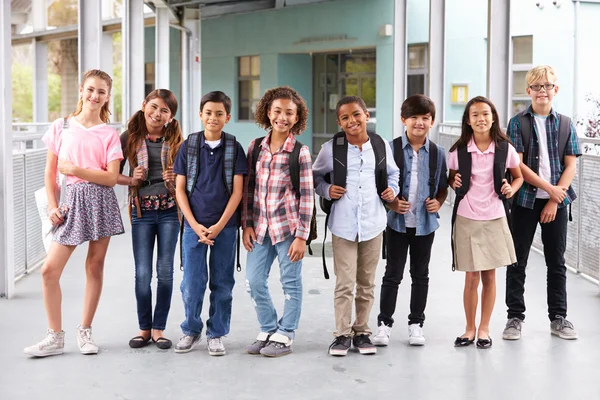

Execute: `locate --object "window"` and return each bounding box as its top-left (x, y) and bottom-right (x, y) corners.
top-left (238, 56), bottom-right (260, 121)
top-left (511, 36), bottom-right (533, 114)
top-left (407, 44), bottom-right (428, 97)
top-left (144, 63), bottom-right (155, 96)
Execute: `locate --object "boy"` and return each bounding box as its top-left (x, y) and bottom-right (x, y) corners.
top-left (372, 95), bottom-right (448, 347)
top-left (313, 96), bottom-right (399, 356)
top-left (504, 65), bottom-right (581, 341)
top-left (173, 91), bottom-right (247, 355)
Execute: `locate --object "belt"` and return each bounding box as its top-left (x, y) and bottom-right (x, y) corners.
top-left (141, 178), bottom-right (164, 187)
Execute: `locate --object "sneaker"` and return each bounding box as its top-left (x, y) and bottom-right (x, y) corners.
top-left (372, 322), bottom-right (392, 346)
top-left (207, 337), bottom-right (226, 356)
top-left (174, 334), bottom-right (201, 353)
top-left (24, 329), bottom-right (65, 357)
top-left (352, 334), bottom-right (377, 355)
top-left (260, 333), bottom-right (293, 357)
top-left (502, 318), bottom-right (523, 340)
top-left (408, 324), bottom-right (426, 346)
top-left (328, 336), bottom-right (351, 356)
top-left (245, 332), bottom-right (271, 355)
top-left (550, 316), bottom-right (578, 340)
top-left (76, 325), bottom-right (98, 355)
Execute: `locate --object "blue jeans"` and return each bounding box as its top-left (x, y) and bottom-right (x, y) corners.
top-left (131, 207), bottom-right (180, 331)
top-left (245, 232), bottom-right (303, 340)
top-left (180, 225), bottom-right (237, 338)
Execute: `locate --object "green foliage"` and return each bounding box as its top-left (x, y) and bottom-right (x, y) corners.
top-left (11, 63), bottom-right (33, 122)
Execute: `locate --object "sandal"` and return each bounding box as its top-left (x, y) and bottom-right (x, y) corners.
top-left (476, 337), bottom-right (492, 349)
top-left (153, 337), bottom-right (172, 350)
top-left (454, 336), bottom-right (475, 347)
top-left (129, 335), bottom-right (151, 349)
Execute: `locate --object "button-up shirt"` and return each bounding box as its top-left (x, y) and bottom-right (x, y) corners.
top-left (313, 136), bottom-right (399, 242)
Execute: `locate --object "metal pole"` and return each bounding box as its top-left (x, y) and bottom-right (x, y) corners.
top-left (393, 0), bottom-right (407, 138)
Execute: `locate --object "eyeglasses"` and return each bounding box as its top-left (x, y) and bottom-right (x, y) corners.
top-left (528, 83), bottom-right (555, 91)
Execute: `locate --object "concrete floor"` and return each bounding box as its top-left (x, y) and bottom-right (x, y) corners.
top-left (1, 206), bottom-right (599, 400)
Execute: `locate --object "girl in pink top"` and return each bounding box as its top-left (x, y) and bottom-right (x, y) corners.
top-left (24, 70), bottom-right (124, 358)
top-left (448, 96), bottom-right (523, 349)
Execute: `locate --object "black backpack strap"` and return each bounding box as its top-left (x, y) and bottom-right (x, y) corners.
top-left (289, 140), bottom-right (303, 195)
top-left (321, 213), bottom-right (330, 279)
top-left (494, 141), bottom-right (509, 198)
top-left (517, 111), bottom-right (534, 172)
top-left (393, 136), bottom-right (405, 199)
top-left (557, 114), bottom-right (571, 166)
top-left (428, 141), bottom-right (438, 200)
top-left (332, 131), bottom-right (348, 188)
top-left (368, 132), bottom-right (388, 196)
top-left (451, 145), bottom-right (471, 271)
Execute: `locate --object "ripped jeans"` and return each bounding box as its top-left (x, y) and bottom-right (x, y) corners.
top-left (245, 231), bottom-right (303, 340)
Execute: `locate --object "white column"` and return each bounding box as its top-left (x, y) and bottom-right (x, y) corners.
top-left (101, 32), bottom-right (115, 119)
top-left (78, 0), bottom-right (103, 79)
top-left (486, 0), bottom-right (510, 127)
top-left (429, 0), bottom-right (445, 142)
top-left (393, 0), bottom-right (407, 138)
top-left (184, 8), bottom-right (202, 136)
top-left (155, 7), bottom-right (171, 89)
top-left (32, 0), bottom-right (48, 123)
top-left (122, 0), bottom-right (145, 121)
top-left (0, 0), bottom-right (15, 298)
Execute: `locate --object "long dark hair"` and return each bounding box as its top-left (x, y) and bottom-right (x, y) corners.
top-left (124, 89), bottom-right (183, 170)
top-left (449, 96), bottom-right (511, 152)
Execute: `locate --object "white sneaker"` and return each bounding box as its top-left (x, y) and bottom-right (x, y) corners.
top-left (207, 337), bottom-right (226, 356)
top-left (76, 325), bottom-right (99, 355)
top-left (408, 324), bottom-right (426, 346)
top-left (372, 322), bottom-right (392, 346)
top-left (24, 329), bottom-right (65, 357)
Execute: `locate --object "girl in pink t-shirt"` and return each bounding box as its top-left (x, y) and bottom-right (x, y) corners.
top-left (24, 70), bottom-right (124, 358)
top-left (448, 96), bottom-right (523, 349)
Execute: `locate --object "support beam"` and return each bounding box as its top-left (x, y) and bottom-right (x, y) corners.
top-left (155, 7), bottom-right (171, 89)
top-left (183, 8), bottom-right (202, 136)
top-left (393, 0), bottom-right (407, 138)
top-left (122, 0), bottom-right (145, 121)
top-left (101, 32), bottom-right (115, 119)
top-left (32, 0), bottom-right (48, 124)
top-left (1, 0), bottom-right (15, 298)
top-left (486, 0), bottom-right (510, 127)
top-left (429, 0), bottom-right (446, 142)
top-left (78, 0), bottom-right (103, 78)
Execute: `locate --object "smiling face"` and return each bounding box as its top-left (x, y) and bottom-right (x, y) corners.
top-left (526, 75), bottom-right (559, 109)
top-left (337, 102), bottom-right (370, 139)
top-left (142, 97), bottom-right (173, 132)
top-left (267, 98), bottom-right (298, 135)
top-left (402, 113), bottom-right (434, 142)
top-left (467, 102), bottom-right (494, 135)
top-left (200, 101), bottom-right (231, 135)
top-left (79, 77), bottom-right (110, 113)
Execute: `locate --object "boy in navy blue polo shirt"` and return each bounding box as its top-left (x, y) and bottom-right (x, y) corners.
top-left (173, 91), bottom-right (247, 355)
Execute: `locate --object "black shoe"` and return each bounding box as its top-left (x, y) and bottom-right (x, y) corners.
top-left (454, 336), bottom-right (475, 347)
top-left (128, 335), bottom-right (151, 349)
top-left (352, 334), bottom-right (377, 355)
top-left (153, 337), bottom-right (172, 350)
top-left (476, 337), bottom-right (492, 349)
top-left (328, 336), bottom-right (351, 356)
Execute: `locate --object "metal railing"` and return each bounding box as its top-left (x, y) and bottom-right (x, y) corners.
top-left (439, 123), bottom-right (600, 285)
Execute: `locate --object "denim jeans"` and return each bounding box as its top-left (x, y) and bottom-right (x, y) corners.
top-left (180, 225), bottom-right (237, 338)
top-left (245, 232), bottom-right (303, 340)
top-left (131, 207), bottom-right (180, 331)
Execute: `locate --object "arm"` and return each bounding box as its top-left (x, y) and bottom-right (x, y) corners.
top-left (44, 150), bottom-right (65, 226)
top-left (242, 140), bottom-right (258, 251)
top-left (381, 140), bottom-right (400, 202)
top-left (312, 142), bottom-right (334, 200)
top-left (288, 146), bottom-right (314, 262)
top-left (175, 174), bottom-right (210, 240)
top-left (58, 159), bottom-right (121, 187)
top-left (426, 150), bottom-right (448, 213)
top-left (517, 154), bottom-right (567, 203)
top-left (207, 174), bottom-right (244, 241)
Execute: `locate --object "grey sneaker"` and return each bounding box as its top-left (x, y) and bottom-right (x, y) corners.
top-left (245, 332), bottom-right (271, 355)
top-left (502, 318), bottom-right (523, 340)
top-left (352, 334), bottom-right (377, 355)
top-left (259, 333), bottom-right (293, 357)
top-left (207, 337), bottom-right (226, 356)
top-left (174, 334), bottom-right (201, 353)
top-left (328, 336), bottom-right (351, 356)
top-left (550, 316), bottom-right (578, 340)
top-left (24, 329), bottom-right (65, 357)
top-left (76, 325), bottom-right (98, 355)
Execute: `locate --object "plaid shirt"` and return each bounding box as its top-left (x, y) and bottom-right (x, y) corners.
top-left (242, 132), bottom-right (314, 245)
top-left (507, 105), bottom-right (582, 209)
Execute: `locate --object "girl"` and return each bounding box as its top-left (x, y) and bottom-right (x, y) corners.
top-left (118, 89), bottom-right (183, 350)
top-left (241, 86), bottom-right (314, 358)
top-left (24, 69), bottom-right (124, 357)
top-left (448, 96), bottom-right (523, 349)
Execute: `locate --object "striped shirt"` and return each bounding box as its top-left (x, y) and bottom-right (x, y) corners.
top-left (242, 132), bottom-right (314, 245)
top-left (507, 106), bottom-right (581, 210)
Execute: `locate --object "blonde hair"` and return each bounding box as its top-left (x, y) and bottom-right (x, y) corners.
top-left (71, 69), bottom-right (113, 123)
top-left (526, 65), bottom-right (557, 86)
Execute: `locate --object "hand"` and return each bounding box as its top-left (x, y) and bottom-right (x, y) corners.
top-left (193, 223), bottom-right (213, 245)
top-left (57, 159), bottom-right (78, 176)
top-left (540, 201), bottom-right (558, 224)
top-left (451, 173), bottom-right (462, 190)
top-left (393, 197), bottom-right (411, 215)
top-left (162, 168), bottom-right (176, 184)
top-left (243, 227), bottom-right (257, 252)
top-left (287, 238), bottom-right (306, 262)
top-left (329, 185), bottom-right (346, 200)
top-left (47, 207), bottom-right (65, 226)
top-left (131, 166), bottom-right (145, 186)
top-left (206, 223), bottom-right (224, 241)
top-left (380, 187), bottom-right (395, 202)
top-left (425, 197), bottom-right (441, 213)
top-left (500, 179), bottom-right (514, 199)
top-left (547, 185), bottom-right (568, 204)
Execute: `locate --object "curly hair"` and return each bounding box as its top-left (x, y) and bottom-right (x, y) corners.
top-left (254, 86), bottom-right (308, 135)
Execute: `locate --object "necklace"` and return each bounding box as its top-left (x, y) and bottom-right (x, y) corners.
top-left (147, 134), bottom-right (165, 143)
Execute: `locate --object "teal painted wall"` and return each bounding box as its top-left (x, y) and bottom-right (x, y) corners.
top-left (407, 0), bottom-right (429, 44)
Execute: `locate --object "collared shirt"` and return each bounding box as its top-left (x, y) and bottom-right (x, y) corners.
top-left (507, 105), bottom-right (582, 210)
top-left (313, 136), bottom-right (400, 242)
top-left (241, 132), bottom-right (314, 245)
top-left (387, 135), bottom-right (448, 236)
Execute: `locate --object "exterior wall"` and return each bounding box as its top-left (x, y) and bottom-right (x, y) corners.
top-left (407, 0), bottom-right (429, 44)
top-left (200, 0), bottom-right (395, 150)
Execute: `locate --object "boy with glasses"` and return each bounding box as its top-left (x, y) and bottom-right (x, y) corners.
top-left (504, 65), bottom-right (582, 341)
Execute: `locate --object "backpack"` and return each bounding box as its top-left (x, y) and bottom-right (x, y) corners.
top-left (180, 131), bottom-right (242, 272)
top-left (450, 140), bottom-right (512, 271)
top-left (381, 137), bottom-right (439, 259)
top-left (251, 136), bottom-right (318, 255)
top-left (318, 131), bottom-right (388, 279)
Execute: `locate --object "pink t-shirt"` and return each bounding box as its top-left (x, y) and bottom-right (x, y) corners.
top-left (42, 117), bottom-right (124, 185)
top-left (448, 138), bottom-right (520, 220)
